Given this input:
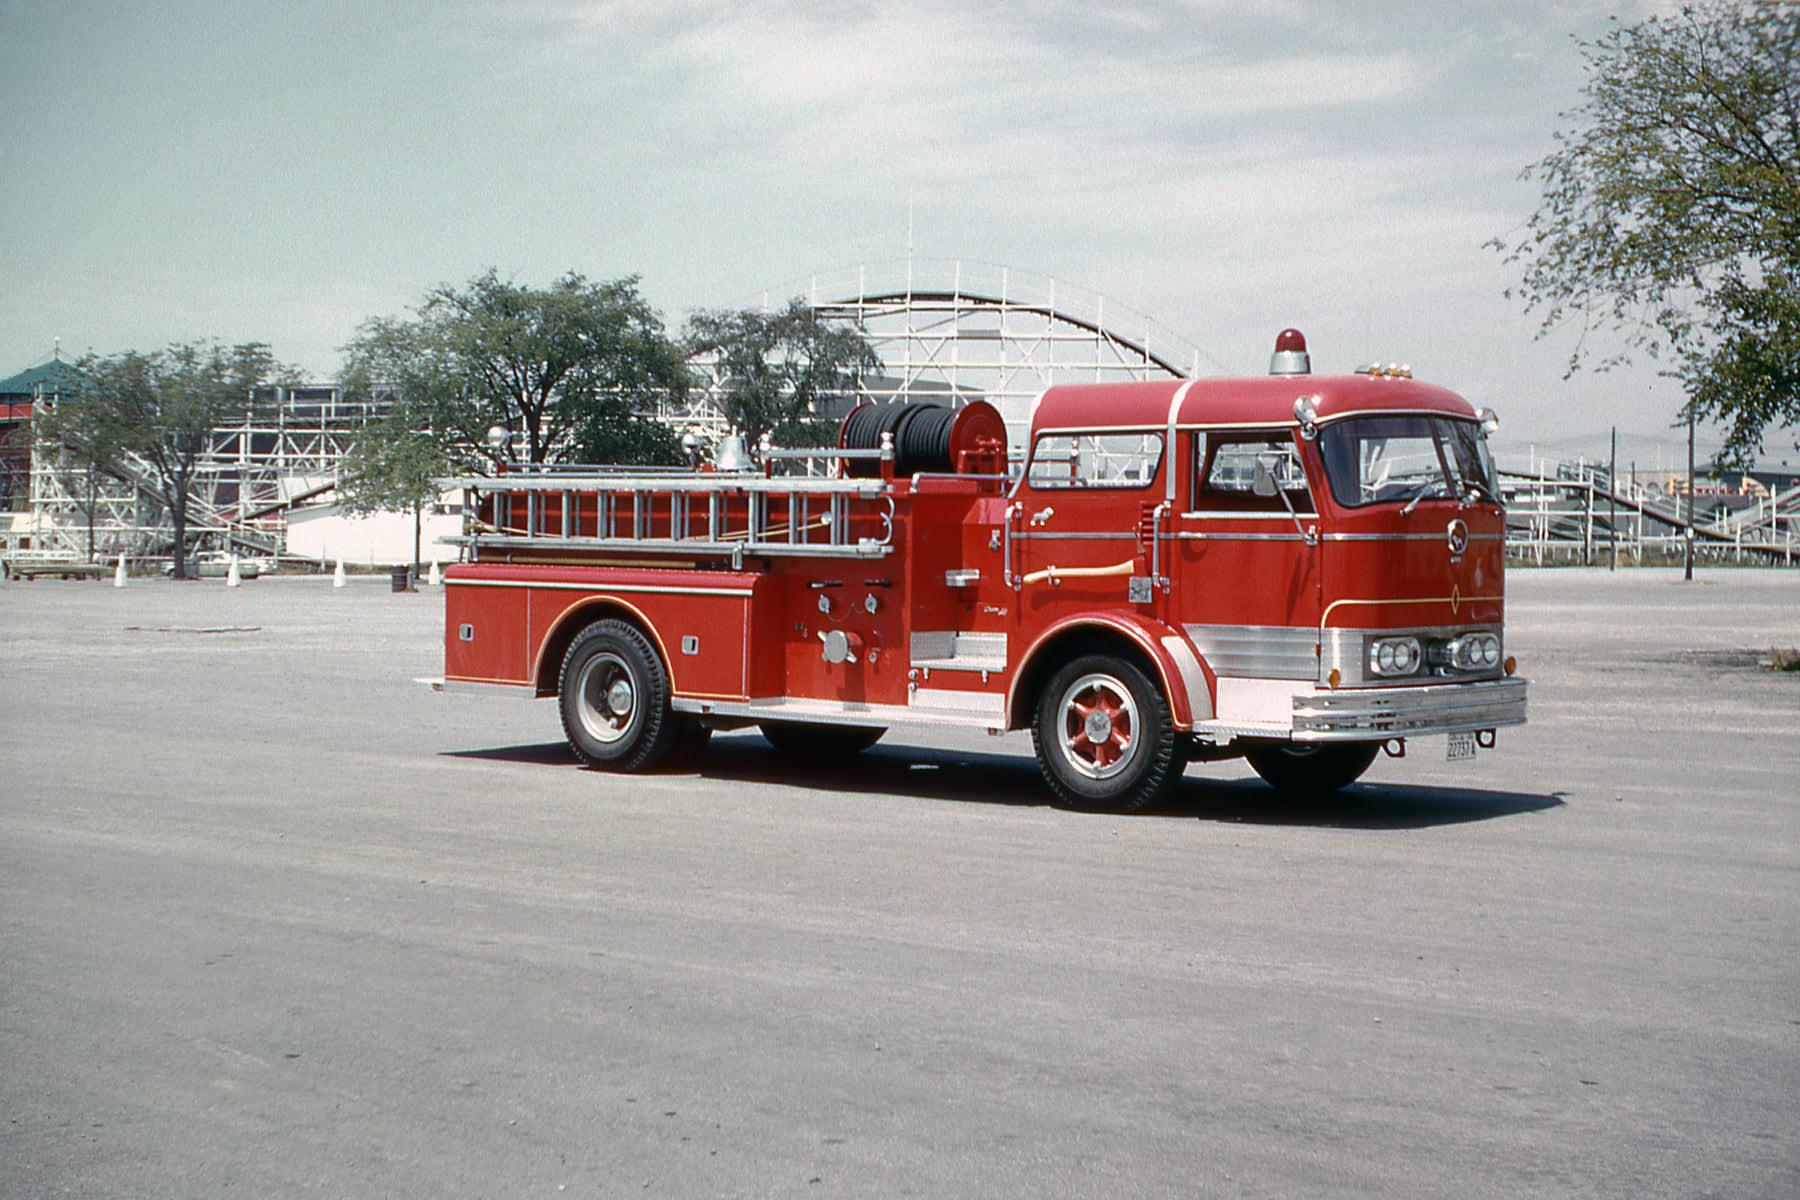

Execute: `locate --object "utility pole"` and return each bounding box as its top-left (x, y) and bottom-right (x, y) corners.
top-left (1609, 426), bottom-right (1617, 571)
top-left (1684, 406), bottom-right (1695, 582)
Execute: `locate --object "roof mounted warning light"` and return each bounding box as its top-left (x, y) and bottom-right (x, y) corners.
top-left (1269, 328), bottom-right (1310, 375)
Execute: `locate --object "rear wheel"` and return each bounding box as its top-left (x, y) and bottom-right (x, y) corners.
top-left (759, 722), bottom-right (885, 756)
top-left (1031, 654), bottom-right (1185, 813)
top-left (1244, 742), bottom-right (1380, 794)
top-left (559, 620), bottom-right (679, 772)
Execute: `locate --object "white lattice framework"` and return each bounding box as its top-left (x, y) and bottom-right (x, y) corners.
top-left (667, 260), bottom-right (1211, 451)
top-left (18, 384), bottom-right (393, 560)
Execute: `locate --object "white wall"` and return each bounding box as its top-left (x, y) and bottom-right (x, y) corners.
top-left (285, 502), bottom-right (461, 567)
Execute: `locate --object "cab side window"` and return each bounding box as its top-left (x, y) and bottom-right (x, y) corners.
top-left (1027, 432), bottom-right (1164, 489)
top-left (1192, 432), bottom-right (1314, 512)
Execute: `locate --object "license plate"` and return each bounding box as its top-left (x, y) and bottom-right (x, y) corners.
top-left (1446, 731), bottom-right (1477, 761)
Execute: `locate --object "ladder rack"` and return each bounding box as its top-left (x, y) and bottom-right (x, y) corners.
top-left (453, 471), bottom-right (898, 566)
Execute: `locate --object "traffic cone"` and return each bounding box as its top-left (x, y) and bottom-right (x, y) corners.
top-left (426, 559), bottom-right (442, 587)
top-left (113, 555), bottom-right (127, 588)
top-left (332, 560), bottom-right (346, 588)
top-left (226, 556), bottom-right (241, 587)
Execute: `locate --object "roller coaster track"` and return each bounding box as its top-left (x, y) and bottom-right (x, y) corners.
top-left (1503, 468), bottom-right (1800, 563)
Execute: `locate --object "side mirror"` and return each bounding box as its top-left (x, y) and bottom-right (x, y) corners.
top-left (1252, 454), bottom-right (1280, 497)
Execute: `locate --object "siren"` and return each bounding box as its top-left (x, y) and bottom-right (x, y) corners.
top-left (1269, 328), bottom-right (1310, 375)
top-left (715, 433), bottom-right (751, 471)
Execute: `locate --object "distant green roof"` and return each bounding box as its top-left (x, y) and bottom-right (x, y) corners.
top-left (0, 359), bottom-right (84, 398)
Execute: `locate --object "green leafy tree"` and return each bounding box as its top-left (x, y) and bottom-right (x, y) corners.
top-left (338, 416), bottom-right (456, 578)
top-left (1492, 0), bottom-right (1800, 463)
top-left (567, 390), bottom-right (683, 465)
top-left (70, 342), bottom-right (293, 578)
top-left (683, 299), bottom-right (880, 448)
top-left (341, 269), bottom-right (688, 468)
top-left (1684, 274), bottom-right (1800, 461)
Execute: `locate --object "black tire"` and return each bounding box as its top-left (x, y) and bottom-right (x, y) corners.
top-left (759, 721), bottom-right (885, 756)
top-left (1244, 742), bottom-right (1380, 794)
top-left (1031, 654), bottom-right (1185, 813)
top-left (558, 620), bottom-right (679, 772)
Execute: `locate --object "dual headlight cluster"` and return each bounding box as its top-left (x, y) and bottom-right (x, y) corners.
top-left (1368, 636), bottom-right (1424, 677)
top-left (1367, 632), bottom-right (1502, 678)
top-left (1440, 632), bottom-right (1503, 671)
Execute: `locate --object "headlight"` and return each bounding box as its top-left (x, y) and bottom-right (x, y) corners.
top-left (1368, 636), bottom-right (1423, 677)
top-left (1441, 632), bottom-right (1502, 671)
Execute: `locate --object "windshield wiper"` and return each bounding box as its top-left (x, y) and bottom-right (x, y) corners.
top-left (1399, 479), bottom-right (1452, 514)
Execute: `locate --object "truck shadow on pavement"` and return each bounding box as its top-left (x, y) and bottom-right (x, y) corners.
top-left (445, 734), bottom-right (1564, 830)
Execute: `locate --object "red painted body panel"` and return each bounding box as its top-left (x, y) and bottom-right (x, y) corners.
top-left (445, 564), bottom-right (760, 698)
top-left (1318, 504), bottom-right (1507, 631)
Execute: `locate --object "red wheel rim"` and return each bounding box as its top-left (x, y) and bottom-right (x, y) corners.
top-left (1056, 672), bottom-right (1140, 781)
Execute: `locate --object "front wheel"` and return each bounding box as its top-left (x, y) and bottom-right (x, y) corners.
top-left (1031, 655), bottom-right (1185, 813)
top-left (1244, 742), bottom-right (1380, 794)
top-left (559, 620), bottom-right (679, 772)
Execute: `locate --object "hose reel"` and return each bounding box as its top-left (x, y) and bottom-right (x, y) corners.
top-left (838, 399), bottom-right (1008, 478)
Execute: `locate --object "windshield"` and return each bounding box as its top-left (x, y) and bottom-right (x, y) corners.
top-left (1317, 415), bottom-right (1498, 509)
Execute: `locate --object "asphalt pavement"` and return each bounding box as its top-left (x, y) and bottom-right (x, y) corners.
top-left (1, 566), bottom-right (1795, 1198)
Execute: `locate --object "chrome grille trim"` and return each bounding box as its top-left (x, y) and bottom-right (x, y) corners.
top-left (1184, 624), bottom-right (1319, 680)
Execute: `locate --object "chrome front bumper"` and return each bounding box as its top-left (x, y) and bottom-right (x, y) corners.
top-left (1291, 677), bottom-right (1528, 740)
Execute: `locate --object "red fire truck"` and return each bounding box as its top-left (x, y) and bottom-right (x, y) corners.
top-left (437, 330), bottom-right (1526, 811)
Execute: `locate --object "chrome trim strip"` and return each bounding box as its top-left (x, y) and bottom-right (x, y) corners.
top-left (1171, 531), bottom-right (1312, 542)
top-left (1290, 677), bottom-right (1527, 740)
top-left (1191, 719), bottom-right (1291, 739)
top-left (911, 630), bottom-right (1008, 672)
top-left (439, 674), bottom-right (533, 691)
top-left (1304, 408), bottom-right (1481, 426)
top-left (1170, 419), bottom-right (1313, 431)
top-left (418, 675), bottom-right (537, 697)
top-left (455, 474), bottom-right (889, 496)
top-left (1014, 530), bottom-right (1139, 541)
top-left (446, 578), bottom-right (755, 597)
top-left (1323, 531), bottom-right (1504, 542)
top-left (464, 534), bottom-right (891, 560)
top-left (1159, 634), bottom-right (1214, 721)
top-left (1166, 380), bottom-right (1198, 506)
top-left (673, 696), bottom-right (898, 727)
top-left (1185, 624), bottom-right (1318, 680)
top-left (672, 692), bottom-right (1009, 730)
top-left (1178, 511), bottom-right (1321, 521)
top-left (1031, 423), bottom-right (1169, 435)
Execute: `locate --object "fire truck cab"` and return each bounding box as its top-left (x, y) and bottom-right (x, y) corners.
top-left (440, 331), bottom-right (1526, 812)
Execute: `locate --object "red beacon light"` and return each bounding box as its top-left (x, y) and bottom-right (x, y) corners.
top-left (1269, 328), bottom-right (1311, 375)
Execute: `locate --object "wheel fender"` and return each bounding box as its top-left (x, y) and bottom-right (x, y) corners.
top-left (533, 596), bottom-right (671, 696)
top-left (1009, 613), bottom-right (1213, 730)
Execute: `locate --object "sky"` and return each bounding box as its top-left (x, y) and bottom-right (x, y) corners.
top-left (4, 0), bottom-right (1769, 465)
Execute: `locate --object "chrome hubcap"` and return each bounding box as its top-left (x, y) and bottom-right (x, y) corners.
top-left (1056, 672), bottom-right (1140, 781)
top-left (607, 678), bottom-right (634, 716)
top-left (576, 652), bottom-right (638, 745)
